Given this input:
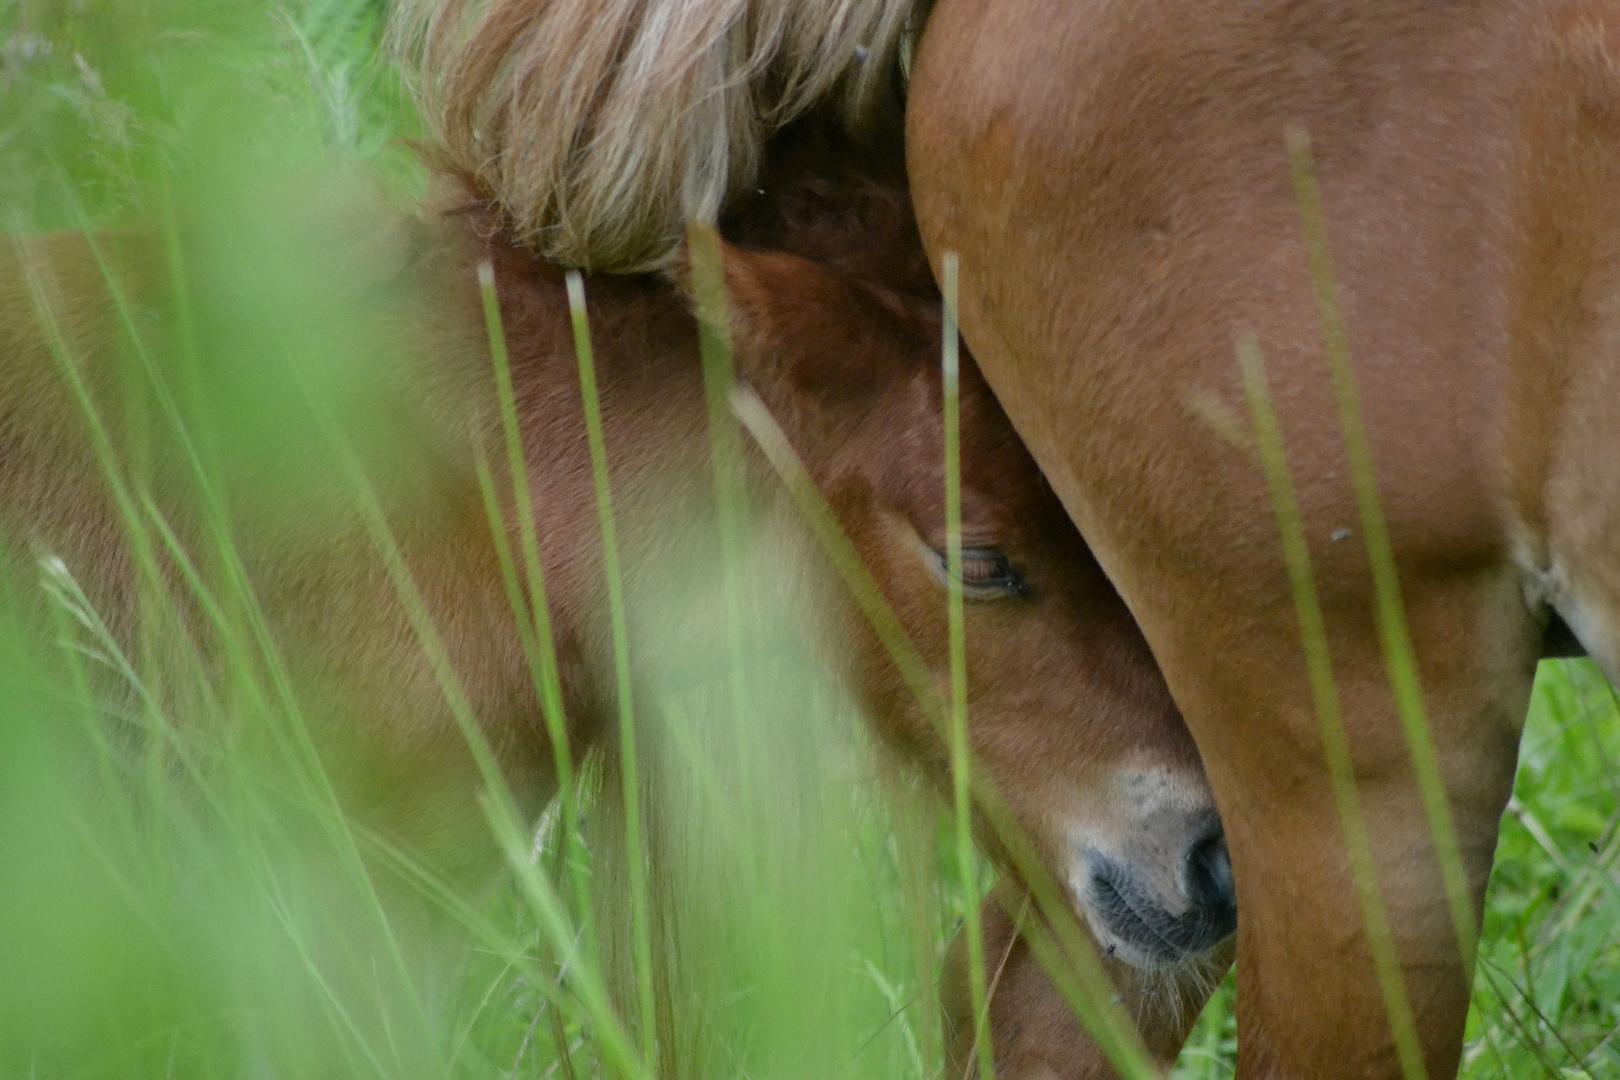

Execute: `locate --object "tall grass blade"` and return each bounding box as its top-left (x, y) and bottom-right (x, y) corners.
top-left (1237, 334), bottom-right (1427, 1080)
top-left (565, 269), bottom-right (658, 1072)
top-left (1286, 125), bottom-right (1478, 964)
top-left (476, 259), bottom-right (592, 946)
top-left (941, 252), bottom-right (995, 1080)
top-left (12, 234), bottom-right (170, 684)
top-left (684, 221), bottom-right (757, 839)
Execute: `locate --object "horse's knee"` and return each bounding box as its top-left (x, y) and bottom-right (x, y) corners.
top-left (1160, 579), bottom-right (1539, 1075)
top-left (1219, 780), bottom-right (1497, 1078)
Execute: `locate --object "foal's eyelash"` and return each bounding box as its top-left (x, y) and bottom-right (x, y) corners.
top-left (930, 547), bottom-right (1031, 600)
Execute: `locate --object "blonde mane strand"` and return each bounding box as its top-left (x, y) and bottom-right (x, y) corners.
top-left (393, 0), bottom-right (920, 272)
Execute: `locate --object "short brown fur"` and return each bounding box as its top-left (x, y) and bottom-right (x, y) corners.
top-left (910, 1), bottom-right (1620, 1075)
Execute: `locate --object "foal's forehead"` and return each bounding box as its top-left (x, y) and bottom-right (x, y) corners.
top-left (862, 368), bottom-right (1051, 513)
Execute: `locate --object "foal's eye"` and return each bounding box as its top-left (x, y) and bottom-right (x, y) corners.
top-left (930, 547), bottom-right (1031, 601)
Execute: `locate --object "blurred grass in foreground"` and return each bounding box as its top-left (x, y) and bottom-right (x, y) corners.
top-left (1, 4), bottom-right (966, 1079)
top-left (3, 3), bottom-right (1618, 1079)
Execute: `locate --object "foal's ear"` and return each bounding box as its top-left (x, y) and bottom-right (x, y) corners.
top-left (673, 222), bottom-right (927, 428)
top-left (672, 222), bottom-right (791, 373)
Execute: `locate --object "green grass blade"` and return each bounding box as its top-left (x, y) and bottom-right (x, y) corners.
top-left (1286, 125), bottom-right (1478, 965)
top-left (1238, 334), bottom-right (1427, 1080)
top-left (941, 252), bottom-right (995, 1080)
top-left (565, 269), bottom-right (658, 1073)
top-left (685, 221), bottom-right (754, 749)
top-left (475, 259), bottom-right (592, 946)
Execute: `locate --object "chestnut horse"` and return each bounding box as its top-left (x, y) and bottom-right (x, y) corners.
top-left (3, 103), bottom-right (1230, 1080)
top-left (908, 0), bottom-right (1620, 1076)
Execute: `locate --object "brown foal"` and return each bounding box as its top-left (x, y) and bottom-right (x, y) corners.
top-left (909, 0), bottom-right (1620, 1075)
top-left (3, 112), bottom-right (1231, 1072)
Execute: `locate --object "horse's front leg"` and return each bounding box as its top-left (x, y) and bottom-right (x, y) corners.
top-left (1144, 566), bottom-right (1536, 1079)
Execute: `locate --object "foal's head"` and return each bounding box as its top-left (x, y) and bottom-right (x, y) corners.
top-left (709, 242), bottom-right (1236, 969)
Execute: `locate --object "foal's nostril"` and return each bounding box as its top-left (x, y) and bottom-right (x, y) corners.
top-left (1182, 828), bottom-right (1236, 916)
top-left (1078, 820), bottom-right (1237, 966)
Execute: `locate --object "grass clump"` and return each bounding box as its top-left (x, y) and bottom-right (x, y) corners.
top-left (3, 6), bottom-right (1617, 1080)
top-left (1, 7), bottom-right (964, 1080)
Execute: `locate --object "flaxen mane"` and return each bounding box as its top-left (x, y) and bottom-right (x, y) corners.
top-left (393, 0), bottom-right (922, 272)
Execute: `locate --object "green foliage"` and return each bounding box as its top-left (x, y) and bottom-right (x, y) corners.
top-left (2, 0), bottom-right (418, 231)
top-left (1461, 661), bottom-right (1620, 1079)
top-left (3, 5), bottom-right (1616, 1080)
top-left (2, 7), bottom-right (958, 1080)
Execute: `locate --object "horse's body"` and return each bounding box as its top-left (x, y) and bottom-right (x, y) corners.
top-left (3, 107), bottom-right (1233, 1071)
top-left (906, 1), bottom-right (1620, 1075)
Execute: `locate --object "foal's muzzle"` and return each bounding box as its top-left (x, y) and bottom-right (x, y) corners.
top-left (1079, 810), bottom-right (1237, 969)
